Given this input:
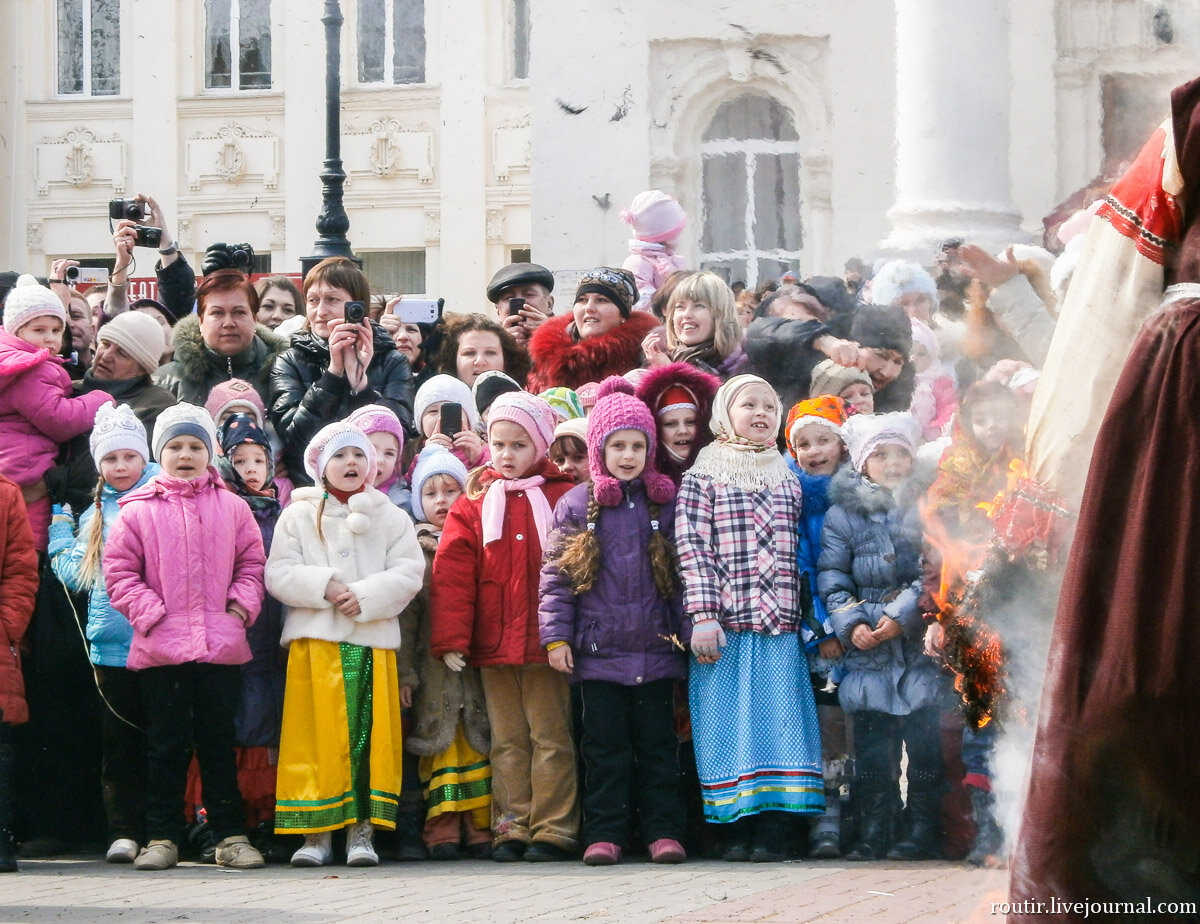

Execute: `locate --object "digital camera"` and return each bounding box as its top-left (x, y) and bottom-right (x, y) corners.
top-left (109, 198), bottom-right (145, 222)
top-left (343, 300), bottom-right (367, 325)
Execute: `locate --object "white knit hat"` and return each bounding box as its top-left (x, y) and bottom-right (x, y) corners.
top-left (303, 420), bottom-right (377, 485)
top-left (842, 412), bottom-right (922, 472)
top-left (90, 403), bottom-right (149, 469)
top-left (3, 274), bottom-right (67, 335)
top-left (97, 311), bottom-right (166, 375)
top-left (414, 374), bottom-right (481, 432)
top-left (152, 402), bottom-right (217, 462)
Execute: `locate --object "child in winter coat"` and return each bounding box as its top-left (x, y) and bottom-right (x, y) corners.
top-left (675, 374), bottom-right (825, 861)
top-left (0, 275), bottom-right (114, 548)
top-left (431, 391), bottom-right (579, 862)
top-left (539, 378), bottom-right (690, 866)
top-left (910, 318), bottom-right (958, 441)
top-left (0, 473), bottom-right (39, 872)
top-left (347, 403), bottom-right (412, 514)
top-left (400, 446), bottom-right (493, 860)
top-left (103, 403), bottom-right (267, 871)
top-left (214, 412), bottom-right (287, 856)
top-left (784, 396), bottom-right (851, 859)
top-left (48, 404), bottom-right (159, 865)
top-left (266, 421), bottom-right (424, 868)
top-left (818, 412), bottom-right (947, 862)
top-left (206, 379), bottom-right (293, 506)
top-left (635, 362), bottom-right (720, 486)
top-left (620, 190), bottom-right (688, 310)
top-left (548, 418), bottom-right (590, 486)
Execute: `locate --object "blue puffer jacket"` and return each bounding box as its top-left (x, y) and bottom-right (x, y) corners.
top-left (48, 464), bottom-right (160, 667)
top-left (817, 467), bottom-right (945, 715)
top-left (789, 460), bottom-right (838, 647)
top-left (538, 479), bottom-right (689, 685)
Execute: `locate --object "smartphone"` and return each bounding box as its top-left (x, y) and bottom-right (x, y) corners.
top-left (439, 402), bottom-right (463, 436)
top-left (505, 296), bottom-right (526, 318)
top-left (64, 266), bottom-right (110, 285)
top-left (392, 296), bottom-right (444, 325)
top-left (343, 300), bottom-right (367, 324)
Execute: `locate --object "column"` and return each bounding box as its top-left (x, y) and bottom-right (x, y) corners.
top-left (881, 0), bottom-right (1026, 256)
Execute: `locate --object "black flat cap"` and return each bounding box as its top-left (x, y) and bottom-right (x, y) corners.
top-left (486, 262), bottom-right (555, 303)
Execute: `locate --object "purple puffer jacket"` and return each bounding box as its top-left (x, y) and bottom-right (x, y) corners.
top-left (0, 328), bottom-right (112, 485)
top-left (538, 480), bottom-right (689, 685)
top-left (104, 467), bottom-right (266, 670)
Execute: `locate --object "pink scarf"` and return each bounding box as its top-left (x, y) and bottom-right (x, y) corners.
top-left (481, 475), bottom-right (553, 547)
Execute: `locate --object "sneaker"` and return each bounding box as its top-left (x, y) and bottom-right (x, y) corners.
top-left (290, 832), bottom-right (333, 868)
top-left (215, 835), bottom-right (265, 870)
top-left (133, 840), bottom-right (179, 871)
top-left (345, 821), bottom-right (378, 867)
top-left (106, 838), bottom-right (139, 864)
top-left (582, 842), bottom-right (622, 866)
top-left (524, 841), bottom-right (574, 862)
top-left (648, 838), bottom-right (686, 864)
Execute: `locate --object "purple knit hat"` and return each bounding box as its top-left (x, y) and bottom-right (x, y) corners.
top-left (586, 377), bottom-right (675, 506)
top-left (487, 391), bottom-right (557, 460)
top-left (346, 404), bottom-right (406, 456)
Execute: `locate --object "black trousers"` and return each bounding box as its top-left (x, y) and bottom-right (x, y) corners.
top-left (94, 665), bottom-right (147, 844)
top-left (853, 706), bottom-right (945, 800)
top-left (578, 678), bottom-right (683, 848)
top-left (139, 663), bottom-right (243, 844)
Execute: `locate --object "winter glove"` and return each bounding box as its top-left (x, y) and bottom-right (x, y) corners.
top-left (442, 651), bottom-right (466, 672)
top-left (48, 503), bottom-right (77, 555)
top-left (690, 619), bottom-right (726, 661)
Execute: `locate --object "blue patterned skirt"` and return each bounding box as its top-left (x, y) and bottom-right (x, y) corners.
top-left (689, 629), bottom-right (825, 823)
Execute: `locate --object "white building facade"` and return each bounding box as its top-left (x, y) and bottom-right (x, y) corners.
top-left (1, 0), bottom-right (1198, 309)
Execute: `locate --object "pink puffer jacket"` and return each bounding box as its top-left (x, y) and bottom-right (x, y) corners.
top-left (0, 329), bottom-right (112, 486)
top-left (104, 467), bottom-right (265, 670)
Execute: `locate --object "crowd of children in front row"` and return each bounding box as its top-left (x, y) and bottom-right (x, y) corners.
top-left (0, 272), bottom-right (1029, 873)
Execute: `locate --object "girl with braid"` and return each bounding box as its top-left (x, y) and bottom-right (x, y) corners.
top-left (539, 377), bottom-right (690, 867)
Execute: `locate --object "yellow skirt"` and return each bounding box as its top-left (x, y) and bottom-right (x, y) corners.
top-left (419, 724), bottom-right (491, 830)
top-left (275, 638), bottom-right (405, 834)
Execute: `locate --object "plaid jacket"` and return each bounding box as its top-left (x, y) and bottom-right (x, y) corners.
top-left (674, 472), bottom-right (802, 634)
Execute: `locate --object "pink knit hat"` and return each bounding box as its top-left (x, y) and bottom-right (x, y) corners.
top-left (620, 190), bottom-right (687, 244)
top-left (204, 378), bottom-right (266, 428)
top-left (346, 404), bottom-right (406, 456)
top-left (487, 391), bottom-right (557, 460)
top-left (586, 377), bottom-right (674, 506)
top-left (303, 420), bottom-right (377, 485)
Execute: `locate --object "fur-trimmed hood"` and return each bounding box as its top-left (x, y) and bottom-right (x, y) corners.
top-left (635, 360), bottom-right (721, 484)
top-left (527, 310), bottom-right (658, 392)
top-left (829, 465), bottom-right (925, 517)
top-left (156, 313), bottom-right (289, 404)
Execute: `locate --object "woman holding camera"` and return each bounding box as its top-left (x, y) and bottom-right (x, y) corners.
top-left (269, 258), bottom-right (416, 487)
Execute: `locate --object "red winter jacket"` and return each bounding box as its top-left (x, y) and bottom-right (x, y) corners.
top-left (431, 459), bottom-right (574, 667)
top-left (0, 474), bottom-right (39, 724)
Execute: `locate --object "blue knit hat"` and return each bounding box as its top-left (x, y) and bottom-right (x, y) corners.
top-left (410, 446), bottom-right (469, 520)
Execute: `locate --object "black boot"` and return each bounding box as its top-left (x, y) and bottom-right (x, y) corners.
top-left (721, 817), bottom-right (752, 862)
top-left (750, 812), bottom-right (789, 862)
top-left (965, 786), bottom-right (1003, 866)
top-left (394, 790), bottom-right (427, 861)
top-left (844, 780), bottom-right (891, 861)
top-left (886, 771), bottom-right (944, 861)
top-left (0, 724), bottom-right (17, 872)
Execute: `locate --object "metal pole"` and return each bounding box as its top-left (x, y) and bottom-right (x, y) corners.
top-left (302, 0), bottom-right (360, 276)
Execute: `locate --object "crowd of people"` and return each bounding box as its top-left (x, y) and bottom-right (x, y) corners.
top-left (0, 187), bottom-right (1084, 875)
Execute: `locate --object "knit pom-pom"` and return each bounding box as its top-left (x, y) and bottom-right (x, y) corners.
top-left (646, 471), bottom-right (676, 505)
top-left (348, 493), bottom-right (372, 514)
top-left (592, 473), bottom-right (623, 507)
top-left (596, 376), bottom-right (636, 401)
top-left (347, 511), bottom-right (371, 534)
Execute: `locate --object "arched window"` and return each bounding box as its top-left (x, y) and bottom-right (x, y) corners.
top-left (699, 93), bottom-right (802, 289)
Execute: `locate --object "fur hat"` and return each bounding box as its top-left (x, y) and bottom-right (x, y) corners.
top-left (303, 420), bottom-right (376, 486)
top-left (785, 395), bottom-right (847, 458)
top-left (347, 404), bottom-right (405, 454)
top-left (850, 304), bottom-right (913, 355)
top-left (635, 362), bottom-right (721, 469)
top-left (153, 402), bottom-right (217, 463)
top-left (409, 445), bottom-right (469, 521)
top-left (538, 387), bottom-right (584, 422)
top-left (808, 359), bottom-right (873, 401)
top-left (586, 377), bottom-right (674, 506)
top-left (96, 310), bottom-right (167, 376)
top-left (90, 403), bottom-right (149, 469)
top-left (619, 190), bottom-right (687, 244)
top-left (842, 412), bottom-right (921, 472)
top-left (414, 374), bottom-right (481, 434)
top-left (3, 274), bottom-right (67, 335)
top-left (487, 391), bottom-right (557, 460)
top-left (574, 267), bottom-right (638, 318)
top-left (204, 378), bottom-right (266, 428)
top-left (870, 260), bottom-right (939, 314)
top-left (472, 369), bottom-right (523, 415)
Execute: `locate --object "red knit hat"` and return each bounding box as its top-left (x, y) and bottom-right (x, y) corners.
top-left (586, 377), bottom-right (675, 506)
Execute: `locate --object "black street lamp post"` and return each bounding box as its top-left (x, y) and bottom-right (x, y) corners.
top-left (301, 0), bottom-right (360, 277)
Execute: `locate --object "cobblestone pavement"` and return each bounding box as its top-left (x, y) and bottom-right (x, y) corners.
top-left (0, 857), bottom-right (1007, 924)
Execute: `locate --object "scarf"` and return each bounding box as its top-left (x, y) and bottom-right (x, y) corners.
top-left (327, 483), bottom-right (366, 505)
top-left (670, 338), bottom-right (723, 369)
top-left (481, 474), bottom-right (553, 547)
top-left (686, 438), bottom-right (794, 491)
